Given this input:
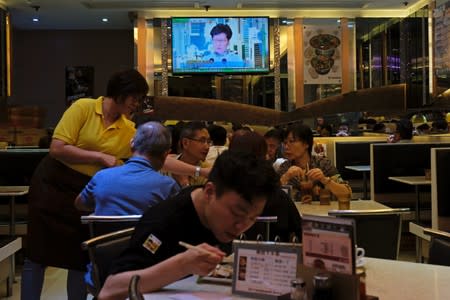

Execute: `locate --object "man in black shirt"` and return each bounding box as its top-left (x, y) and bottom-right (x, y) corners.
top-left (99, 151), bottom-right (279, 300)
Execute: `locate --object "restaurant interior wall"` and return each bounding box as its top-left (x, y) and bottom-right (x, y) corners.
top-left (0, 9), bottom-right (8, 123)
top-left (8, 29), bottom-right (134, 127)
top-left (142, 14), bottom-right (433, 119)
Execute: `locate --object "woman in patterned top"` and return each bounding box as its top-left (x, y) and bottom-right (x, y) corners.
top-left (278, 123), bottom-right (351, 199)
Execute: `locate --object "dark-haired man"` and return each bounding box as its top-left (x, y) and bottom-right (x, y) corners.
top-left (168, 121), bottom-right (211, 187)
top-left (98, 151), bottom-right (279, 299)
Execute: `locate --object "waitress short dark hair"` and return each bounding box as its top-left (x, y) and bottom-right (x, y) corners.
top-left (106, 69), bottom-right (149, 104)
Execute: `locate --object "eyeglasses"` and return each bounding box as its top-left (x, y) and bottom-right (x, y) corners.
top-left (187, 137), bottom-right (213, 145)
top-left (283, 139), bottom-right (301, 146)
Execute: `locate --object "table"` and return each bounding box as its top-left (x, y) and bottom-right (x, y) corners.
top-left (0, 186), bottom-right (29, 236)
top-left (143, 257), bottom-right (450, 300)
top-left (295, 200), bottom-right (389, 217)
top-left (345, 165), bottom-right (371, 199)
top-left (388, 176), bottom-right (431, 262)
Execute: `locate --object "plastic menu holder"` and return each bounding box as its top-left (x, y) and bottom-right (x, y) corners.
top-left (231, 240), bottom-right (302, 300)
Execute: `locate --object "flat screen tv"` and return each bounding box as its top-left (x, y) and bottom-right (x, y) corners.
top-left (171, 17), bottom-right (270, 74)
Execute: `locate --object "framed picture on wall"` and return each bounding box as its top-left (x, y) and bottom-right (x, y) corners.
top-left (65, 66), bottom-right (94, 106)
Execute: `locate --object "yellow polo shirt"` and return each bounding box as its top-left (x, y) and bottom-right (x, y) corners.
top-left (53, 97), bottom-right (135, 176)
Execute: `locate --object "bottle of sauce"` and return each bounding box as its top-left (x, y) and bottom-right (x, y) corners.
top-left (312, 273), bottom-right (332, 300)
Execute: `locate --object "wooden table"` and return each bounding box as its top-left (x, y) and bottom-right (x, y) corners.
top-left (345, 165), bottom-right (371, 199)
top-left (142, 257), bottom-right (450, 300)
top-left (295, 200), bottom-right (389, 217)
top-left (388, 176), bottom-right (431, 262)
top-left (0, 186), bottom-right (29, 236)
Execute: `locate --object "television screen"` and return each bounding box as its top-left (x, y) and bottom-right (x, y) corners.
top-left (171, 17), bottom-right (270, 74)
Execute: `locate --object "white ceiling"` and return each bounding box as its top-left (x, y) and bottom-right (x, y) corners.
top-left (2, 0), bottom-right (428, 30)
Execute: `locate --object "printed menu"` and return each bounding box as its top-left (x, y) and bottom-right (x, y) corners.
top-left (232, 240), bottom-right (302, 299)
top-left (302, 215), bottom-right (356, 275)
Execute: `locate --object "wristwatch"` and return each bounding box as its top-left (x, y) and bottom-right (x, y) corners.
top-left (194, 166), bottom-right (201, 178)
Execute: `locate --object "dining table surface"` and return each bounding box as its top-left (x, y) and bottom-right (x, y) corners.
top-left (142, 257), bottom-right (450, 300)
top-left (295, 200), bottom-right (390, 217)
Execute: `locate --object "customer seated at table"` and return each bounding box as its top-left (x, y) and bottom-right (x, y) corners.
top-left (98, 151), bottom-right (279, 299)
top-left (167, 121), bottom-right (211, 187)
top-left (264, 128), bottom-right (284, 164)
top-left (387, 118), bottom-right (413, 143)
top-left (278, 123), bottom-right (351, 199)
top-left (74, 121), bottom-right (180, 215)
top-left (431, 118), bottom-right (449, 134)
top-left (229, 131), bottom-right (302, 242)
top-left (204, 124), bottom-right (228, 165)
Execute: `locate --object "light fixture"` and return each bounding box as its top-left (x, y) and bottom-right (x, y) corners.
top-left (102, 18), bottom-right (109, 22)
top-left (32, 18), bottom-right (39, 22)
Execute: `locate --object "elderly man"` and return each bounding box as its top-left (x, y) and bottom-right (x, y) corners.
top-left (75, 121), bottom-right (179, 215)
top-left (168, 121), bottom-right (211, 187)
top-left (98, 151), bottom-right (279, 300)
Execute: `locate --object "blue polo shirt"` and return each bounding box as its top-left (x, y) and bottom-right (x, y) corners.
top-left (79, 156), bottom-right (180, 215)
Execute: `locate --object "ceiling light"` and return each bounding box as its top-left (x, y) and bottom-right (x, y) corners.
top-left (102, 18), bottom-right (109, 22)
top-left (32, 18), bottom-right (39, 22)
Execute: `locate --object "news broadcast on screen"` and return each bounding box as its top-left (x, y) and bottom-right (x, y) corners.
top-left (171, 17), bottom-right (270, 74)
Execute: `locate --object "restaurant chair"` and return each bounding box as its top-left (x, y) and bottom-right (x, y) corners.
top-left (81, 227), bottom-right (135, 297)
top-left (128, 275), bottom-right (144, 300)
top-left (328, 208), bottom-right (410, 260)
top-left (81, 214), bottom-right (141, 237)
top-left (409, 222), bottom-right (450, 266)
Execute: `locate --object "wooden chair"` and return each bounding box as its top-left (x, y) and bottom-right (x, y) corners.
top-left (81, 227), bottom-right (134, 297)
top-left (328, 208), bottom-right (410, 259)
top-left (409, 222), bottom-right (450, 266)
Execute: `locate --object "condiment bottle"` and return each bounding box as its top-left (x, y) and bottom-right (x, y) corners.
top-left (312, 273), bottom-right (332, 300)
top-left (290, 278), bottom-right (308, 300)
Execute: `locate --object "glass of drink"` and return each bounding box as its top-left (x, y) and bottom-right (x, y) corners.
top-left (299, 178), bottom-right (313, 204)
top-left (337, 194), bottom-right (351, 210)
top-left (319, 188), bottom-right (332, 205)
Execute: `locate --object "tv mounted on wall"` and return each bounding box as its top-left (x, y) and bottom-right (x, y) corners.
top-left (171, 17), bottom-right (270, 75)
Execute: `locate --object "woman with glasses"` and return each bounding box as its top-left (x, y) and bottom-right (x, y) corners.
top-left (278, 123), bottom-right (351, 200)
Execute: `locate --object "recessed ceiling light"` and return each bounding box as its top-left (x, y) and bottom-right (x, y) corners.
top-left (102, 18), bottom-right (109, 22)
top-left (32, 18), bottom-right (39, 22)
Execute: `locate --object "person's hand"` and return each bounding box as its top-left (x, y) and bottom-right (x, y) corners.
top-left (306, 168), bottom-right (326, 183)
top-left (181, 243), bottom-right (225, 276)
top-left (281, 166), bottom-right (305, 184)
top-left (98, 153), bottom-right (118, 168)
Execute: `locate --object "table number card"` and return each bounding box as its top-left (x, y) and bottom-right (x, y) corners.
top-left (301, 215), bottom-right (356, 275)
top-left (232, 240), bottom-right (302, 299)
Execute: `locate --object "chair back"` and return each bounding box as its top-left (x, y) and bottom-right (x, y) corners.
top-left (424, 228), bottom-right (450, 266)
top-left (81, 227), bottom-right (134, 296)
top-left (81, 215), bottom-right (141, 237)
top-left (328, 208), bottom-right (410, 259)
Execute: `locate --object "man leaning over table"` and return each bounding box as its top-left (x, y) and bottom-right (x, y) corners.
top-left (98, 150), bottom-right (279, 300)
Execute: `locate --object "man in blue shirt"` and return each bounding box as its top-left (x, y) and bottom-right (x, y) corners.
top-left (75, 121), bottom-right (179, 215)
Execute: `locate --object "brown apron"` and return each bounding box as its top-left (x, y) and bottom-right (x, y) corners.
top-left (26, 155), bottom-right (91, 271)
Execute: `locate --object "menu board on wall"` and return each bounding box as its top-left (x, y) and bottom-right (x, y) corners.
top-left (434, 2), bottom-right (450, 89)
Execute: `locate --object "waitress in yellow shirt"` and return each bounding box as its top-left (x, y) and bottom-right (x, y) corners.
top-left (21, 69), bottom-right (149, 300)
